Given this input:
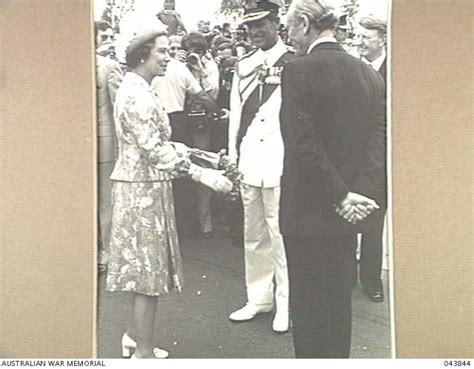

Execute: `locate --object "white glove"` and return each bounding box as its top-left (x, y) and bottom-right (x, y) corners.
top-left (155, 144), bottom-right (179, 171)
top-left (171, 142), bottom-right (190, 157)
top-left (189, 164), bottom-right (233, 193)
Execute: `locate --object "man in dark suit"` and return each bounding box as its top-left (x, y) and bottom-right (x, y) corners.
top-left (358, 15), bottom-right (388, 302)
top-left (359, 16), bottom-right (387, 82)
top-left (280, 0), bottom-right (386, 358)
top-left (95, 21), bottom-right (123, 273)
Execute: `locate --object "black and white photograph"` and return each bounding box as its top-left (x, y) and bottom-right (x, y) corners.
top-left (94, 0), bottom-right (392, 359)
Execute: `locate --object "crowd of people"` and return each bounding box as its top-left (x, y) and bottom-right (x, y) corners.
top-left (96, 0), bottom-right (387, 359)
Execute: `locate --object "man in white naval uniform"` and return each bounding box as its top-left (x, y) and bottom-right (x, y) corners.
top-left (227, 0), bottom-right (294, 333)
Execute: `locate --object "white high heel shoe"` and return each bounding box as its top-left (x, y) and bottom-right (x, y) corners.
top-left (121, 333), bottom-right (169, 359)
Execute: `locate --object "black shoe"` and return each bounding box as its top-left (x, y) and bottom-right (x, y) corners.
top-left (363, 286), bottom-right (384, 302)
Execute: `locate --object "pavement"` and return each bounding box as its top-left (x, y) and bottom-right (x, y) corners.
top-left (97, 218), bottom-right (392, 358)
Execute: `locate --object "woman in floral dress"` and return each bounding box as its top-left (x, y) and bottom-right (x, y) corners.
top-left (105, 24), bottom-right (232, 359)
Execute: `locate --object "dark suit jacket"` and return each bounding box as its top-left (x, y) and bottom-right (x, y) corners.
top-left (378, 58), bottom-right (387, 83)
top-left (279, 42), bottom-right (386, 236)
top-left (96, 55), bottom-right (123, 163)
top-left (375, 56), bottom-right (387, 209)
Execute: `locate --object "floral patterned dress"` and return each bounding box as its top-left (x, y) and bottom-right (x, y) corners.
top-left (106, 72), bottom-right (190, 296)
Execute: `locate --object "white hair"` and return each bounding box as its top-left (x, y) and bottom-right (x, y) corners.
top-left (288, 0), bottom-right (339, 31)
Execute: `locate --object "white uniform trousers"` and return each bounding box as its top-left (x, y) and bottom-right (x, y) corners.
top-left (241, 184), bottom-right (289, 311)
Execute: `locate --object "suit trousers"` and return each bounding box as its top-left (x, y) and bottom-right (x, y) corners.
top-left (360, 211), bottom-right (386, 289)
top-left (284, 234), bottom-right (356, 358)
top-left (98, 160), bottom-right (115, 264)
top-left (241, 185), bottom-right (289, 311)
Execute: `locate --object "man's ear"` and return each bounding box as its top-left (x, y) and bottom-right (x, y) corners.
top-left (300, 14), bottom-right (311, 35)
top-left (379, 32), bottom-right (387, 47)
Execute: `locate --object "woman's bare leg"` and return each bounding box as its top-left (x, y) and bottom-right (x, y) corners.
top-left (133, 293), bottom-right (157, 358)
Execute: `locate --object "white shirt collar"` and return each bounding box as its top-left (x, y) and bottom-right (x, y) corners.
top-left (307, 36), bottom-right (337, 54)
top-left (362, 48), bottom-right (386, 72)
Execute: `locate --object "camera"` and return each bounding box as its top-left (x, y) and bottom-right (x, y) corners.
top-left (187, 99), bottom-right (208, 133)
top-left (187, 53), bottom-right (200, 65)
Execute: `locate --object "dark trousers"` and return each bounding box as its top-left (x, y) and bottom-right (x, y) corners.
top-left (360, 211), bottom-right (386, 289)
top-left (169, 111), bottom-right (192, 146)
top-left (169, 112), bottom-right (198, 237)
top-left (190, 123), bottom-right (213, 233)
top-left (284, 234), bottom-right (356, 358)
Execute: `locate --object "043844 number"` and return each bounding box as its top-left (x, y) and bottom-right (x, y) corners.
top-left (444, 361), bottom-right (471, 367)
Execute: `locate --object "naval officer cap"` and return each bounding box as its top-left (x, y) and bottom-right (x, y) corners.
top-left (242, 0), bottom-right (283, 24)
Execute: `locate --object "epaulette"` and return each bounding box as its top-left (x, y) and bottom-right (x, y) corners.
top-left (235, 48), bottom-right (260, 80)
top-left (237, 48), bottom-right (258, 63)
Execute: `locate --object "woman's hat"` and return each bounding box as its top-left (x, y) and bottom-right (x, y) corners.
top-left (126, 22), bottom-right (167, 56)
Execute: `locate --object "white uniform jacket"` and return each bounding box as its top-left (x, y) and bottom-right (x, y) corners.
top-left (228, 39), bottom-right (289, 188)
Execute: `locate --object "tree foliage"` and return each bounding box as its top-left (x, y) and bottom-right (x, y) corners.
top-left (341, 0), bottom-right (360, 38)
top-left (218, 0), bottom-right (245, 16)
top-left (100, 0), bottom-right (136, 33)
